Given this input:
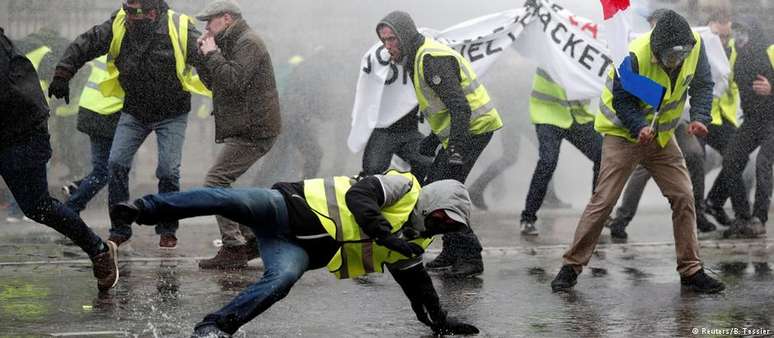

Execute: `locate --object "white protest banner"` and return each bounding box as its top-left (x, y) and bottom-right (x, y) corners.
top-left (514, 0), bottom-right (613, 101)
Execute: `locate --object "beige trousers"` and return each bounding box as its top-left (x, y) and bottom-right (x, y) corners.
top-left (562, 135), bottom-right (702, 277)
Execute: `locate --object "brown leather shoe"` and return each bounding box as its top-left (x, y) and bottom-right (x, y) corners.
top-left (240, 240), bottom-right (260, 261)
top-left (199, 245), bottom-right (249, 269)
top-left (159, 234), bottom-right (177, 249)
top-left (107, 234), bottom-right (129, 247)
top-left (92, 241), bottom-right (119, 291)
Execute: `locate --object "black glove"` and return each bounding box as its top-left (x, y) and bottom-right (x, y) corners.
top-left (48, 76), bottom-right (70, 104)
top-left (418, 134), bottom-right (441, 157)
top-left (447, 143), bottom-right (465, 165)
top-left (432, 317), bottom-right (480, 335)
top-left (376, 235), bottom-right (424, 258)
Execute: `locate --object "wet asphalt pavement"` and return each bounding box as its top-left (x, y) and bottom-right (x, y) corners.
top-left (1, 208), bottom-right (773, 337)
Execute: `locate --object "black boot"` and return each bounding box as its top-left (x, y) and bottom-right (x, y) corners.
top-left (704, 200), bottom-right (732, 226)
top-left (426, 250), bottom-right (456, 270)
top-left (551, 265), bottom-right (578, 292)
top-left (607, 217), bottom-right (629, 240)
top-left (696, 211), bottom-right (717, 233)
top-left (681, 269), bottom-right (725, 293)
top-left (444, 258), bottom-right (484, 278)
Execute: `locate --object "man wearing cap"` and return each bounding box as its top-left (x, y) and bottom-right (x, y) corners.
top-left (551, 10), bottom-right (725, 293)
top-left (109, 171), bottom-right (479, 336)
top-left (49, 0), bottom-right (209, 249)
top-left (194, 0), bottom-right (281, 269)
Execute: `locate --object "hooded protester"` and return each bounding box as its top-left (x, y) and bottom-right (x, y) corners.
top-left (376, 11), bottom-right (503, 277)
top-left (606, 8), bottom-right (726, 239)
top-left (109, 171), bottom-right (480, 336)
top-left (705, 16), bottom-right (774, 238)
top-left (50, 0), bottom-right (209, 249)
top-left (551, 10), bottom-right (725, 294)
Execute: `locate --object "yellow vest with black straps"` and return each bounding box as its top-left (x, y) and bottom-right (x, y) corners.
top-left (100, 8), bottom-right (211, 98)
top-left (79, 55), bottom-right (124, 115)
top-left (530, 68), bottom-right (595, 128)
top-left (303, 171), bottom-right (432, 279)
top-left (412, 37), bottom-right (503, 147)
top-left (596, 31), bottom-right (702, 147)
top-left (710, 38), bottom-right (738, 127)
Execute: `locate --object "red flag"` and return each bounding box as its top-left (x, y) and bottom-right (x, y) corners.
top-left (600, 0), bottom-right (630, 20)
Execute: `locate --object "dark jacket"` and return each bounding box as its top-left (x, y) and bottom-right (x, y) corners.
top-left (612, 42), bottom-right (714, 138)
top-left (199, 19), bottom-right (280, 142)
top-left (378, 11), bottom-right (474, 147)
top-left (733, 18), bottom-right (774, 122)
top-left (55, 2), bottom-right (203, 123)
top-left (76, 107), bottom-right (121, 139)
top-left (0, 27), bottom-right (50, 150)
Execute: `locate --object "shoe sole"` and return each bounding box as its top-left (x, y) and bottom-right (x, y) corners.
top-left (159, 245), bottom-right (177, 250)
top-left (520, 231), bottom-right (539, 236)
top-left (100, 241), bottom-right (120, 291)
top-left (682, 284), bottom-right (725, 294)
top-left (551, 281), bottom-right (576, 292)
top-left (198, 262), bottom-right (248, 270)
top-left (443, 270), bottom-right (484, 278)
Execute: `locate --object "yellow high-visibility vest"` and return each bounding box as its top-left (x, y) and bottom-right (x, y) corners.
top-left (710, 38), bottom-right (738, 126)
top-left (303, 171), bottom-right (432, 279)
top-left (595, 31), bottom-right (702, 147)
top-left (79, 55), bottom-right (123, 115)
top-left (412, 37), bottom-right (502, 147)
top-left (25, 46), bottom-right (51, 98)
top-left (529, 68), bottom-right (595, 128)
top-left (100, 8), bottom-right (211, 98)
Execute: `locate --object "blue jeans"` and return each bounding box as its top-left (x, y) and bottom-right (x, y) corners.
top-left (132, 188), bottom-right (307, 334)
top-left (108, 113), bottom-right (188, 238)
top-left (0, 131), bottom-right (105, 257)
top-left (65, 134), bottom-right (113, 213)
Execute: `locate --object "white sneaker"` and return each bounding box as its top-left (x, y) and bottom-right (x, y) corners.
top-left (5, 216), bottom-right (21, 223)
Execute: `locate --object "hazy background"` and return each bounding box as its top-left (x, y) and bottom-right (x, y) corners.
top-left (1, 0), bottom-right (771, 214)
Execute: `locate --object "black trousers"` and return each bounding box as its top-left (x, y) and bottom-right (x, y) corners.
top-left (426, 132), bottom-right (493, 261)
top-left (0, 130), bottom-right (105, 258)
top-left (521, 122), bottom-right (602, 222)
top-left (707, 120), bottom-right (774, 222)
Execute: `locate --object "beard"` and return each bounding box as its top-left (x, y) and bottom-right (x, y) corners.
top-left (128, 19), bottom-right (158, 37)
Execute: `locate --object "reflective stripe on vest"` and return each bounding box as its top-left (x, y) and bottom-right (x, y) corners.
top-left (303, 171), bottom-right (431, 279)
top-left (710, 38), bottom-right (739, 126)
top-left (412, 37), bottom-right (503, 147)
top-left (595, 31), bottom-right (702, 147)
top-left (768, 45), bottom-right (774, 70)
top-left (529, 68), bottom-right (594, 128)
top-left (101, 9), bottom-right (212, 98)
top-left (25, 46), bottom-right (51, 97)
top-left (79, 55), bottom-right (124, 115)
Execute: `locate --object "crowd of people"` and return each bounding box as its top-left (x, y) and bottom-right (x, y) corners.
top-left (2, 0), bottom-right (772, 336)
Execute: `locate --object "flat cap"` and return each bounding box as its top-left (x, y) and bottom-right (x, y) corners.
top-left (195, 0), bottom-right (242, 21)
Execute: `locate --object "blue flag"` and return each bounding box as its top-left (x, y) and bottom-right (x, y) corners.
top-left (617, 55), bottom-right (666, 111)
